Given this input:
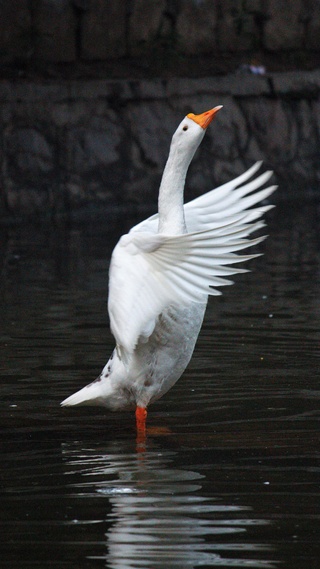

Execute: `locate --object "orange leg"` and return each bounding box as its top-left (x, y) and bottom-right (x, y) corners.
top-left (135, 406), bottom-right (147, 435)
top-left (135, 406), bottom-right (147, 451)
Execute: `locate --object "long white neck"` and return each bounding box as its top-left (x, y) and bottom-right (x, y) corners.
top-left (158, 142), bottom-right (195, 235)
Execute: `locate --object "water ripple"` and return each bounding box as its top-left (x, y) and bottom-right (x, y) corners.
top-left (1, 205), bottom-right (320, 568)
top-left (61, 442), bottom-right (276, 569)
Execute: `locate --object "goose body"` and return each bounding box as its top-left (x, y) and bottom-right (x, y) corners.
top-left (61, 107), bottom-right (276, 431)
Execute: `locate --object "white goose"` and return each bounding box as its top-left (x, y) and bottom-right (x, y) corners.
top-left (61, 106), bottom-right (276, 433)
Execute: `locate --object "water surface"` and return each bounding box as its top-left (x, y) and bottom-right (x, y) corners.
top-left (1, 201), bottom-right (320, 568)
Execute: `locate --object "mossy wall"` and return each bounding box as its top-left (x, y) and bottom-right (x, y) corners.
top-left (1, 71), bottom-right (320, 222)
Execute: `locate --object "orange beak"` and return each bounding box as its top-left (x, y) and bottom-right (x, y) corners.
top-left (187, 105), bottom-right (223, 129)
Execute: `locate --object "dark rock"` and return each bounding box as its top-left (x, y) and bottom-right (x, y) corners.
top-left (305, 0), bottom-right (320, 50)
top-left (128, 0), bottom-right (166, 57)
top-left (81, 0), bottom-right (126, 59)
top-left (7, 127), bottom-right (54, 178)
top-left (216, 0), bottom-right (260, 51)
top-left (0, 0), bottom-right (32, 62)
top-left (0, 71), bottom-right (320, 222)
top-left (176, 0), bottom-right (218, 55)
top-left (263, 0), bottom-right (304, 50)
top-left (33, 0), bottom-right (77, 63)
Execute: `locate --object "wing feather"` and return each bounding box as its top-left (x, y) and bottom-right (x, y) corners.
top-left (108, 229), bottom-right (267, 362)
top-left (131, 162), bottom-right (276, 235)
top-left (108, 162), bottom-right (277, 364)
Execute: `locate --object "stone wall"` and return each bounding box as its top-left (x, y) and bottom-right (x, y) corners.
top-left (1, 1), bottom-right (320, 69)
top-left (1, 70), bottom-right (320, 222)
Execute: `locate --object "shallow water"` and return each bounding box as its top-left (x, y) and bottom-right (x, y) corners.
top-left (1, 201), bottom-right (320, 568)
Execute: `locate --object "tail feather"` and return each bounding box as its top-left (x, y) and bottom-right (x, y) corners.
top-left (61, 376), bottom-right (105, 407)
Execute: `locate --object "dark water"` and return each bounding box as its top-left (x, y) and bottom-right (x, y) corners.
top-left (1, 202), bottom-right (320, 568)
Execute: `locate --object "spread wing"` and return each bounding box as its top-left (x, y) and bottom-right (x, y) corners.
top-left (131, 162), bottom-right (276, 234)
top-left (108, 212), bottom-right (272, 365)
top-left (108, 162), bottom-right (277, 365)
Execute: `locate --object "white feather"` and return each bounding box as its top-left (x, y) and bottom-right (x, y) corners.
top-left (61, 108), bottom-right (277, 414)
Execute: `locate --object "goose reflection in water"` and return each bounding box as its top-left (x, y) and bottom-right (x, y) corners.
top-left (62, 440), bottom-right (276, 568)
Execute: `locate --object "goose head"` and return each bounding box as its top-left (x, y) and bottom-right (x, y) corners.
top-left (158, 105), bottom-right (223, 234)
top-left (169, 105), bottom-right (223, 164)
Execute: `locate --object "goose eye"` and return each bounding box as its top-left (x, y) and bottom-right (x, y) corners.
top-left (182, 125), bottom-right (188, 131)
